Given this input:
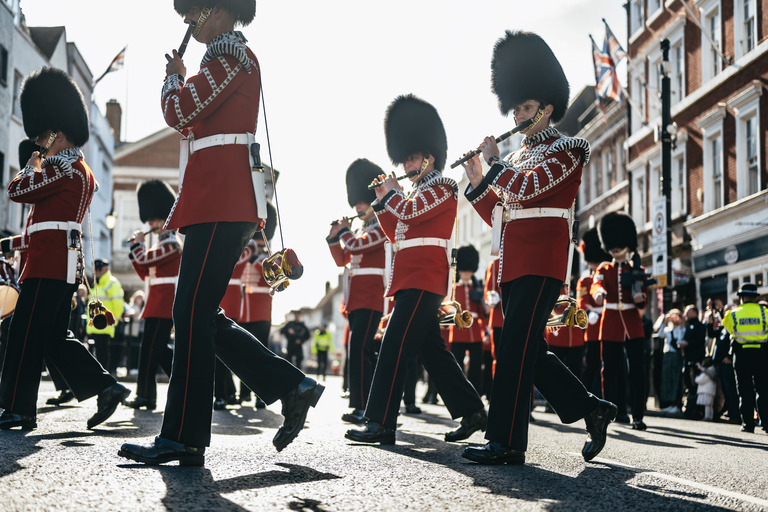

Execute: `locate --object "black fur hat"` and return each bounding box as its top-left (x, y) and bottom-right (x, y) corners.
top-left (18, 139), bottom-right (42, 169)
top-left (137, 180), bottom-right (176, 223)
top-left (598, 212), bottom-right (638, 253)
top-left (385, 94), bottom-right (447, 171)
top-left (491, 31), bottom-right (570, 123)
top-left (20, 67), bottom-right (89, 147)
top-left (346, 159), bottom-right (381, 208)
top-left (173, 0), bottom-right (256, 26)
top-left (580, 227), bottom-right (611, 265)
top-left (456, 245), bottom-right (479, 273)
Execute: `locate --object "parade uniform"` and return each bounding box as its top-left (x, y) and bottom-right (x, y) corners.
top-left (482, 258), bottom-right (502, 396)
top-left (545, 323), bottom-right (585, 379)
top-left (722, 287), bottom-right (768, 432)
top-left (327, 162), bottom-right (387, 412)
top-left (0, 67), bottom-right (127, 429)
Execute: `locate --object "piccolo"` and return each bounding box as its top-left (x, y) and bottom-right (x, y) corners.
top-left (177, 22), bottom-right (196, 58)
top-left (449, 117), bottom-right (536, 169)
top-left (330, 206), bottom-right (374, 225)
top-left (367, 170), bottom-right (419, 190)
top-left (125, 227), bottom-right (159, 244)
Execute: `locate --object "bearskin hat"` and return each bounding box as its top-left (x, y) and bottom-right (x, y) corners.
top-left (137, 180), bottom-right (177, 223)
top-left (20, 67), bottom-right (89, 147)
top-left (579, 227), bottom-right (611, 265)
top-left (598, 212), bottom-right (638, 253)
top-left (491, 31), bottom-right (570, 123)
top-left (18, 139), bottom-right (42, 169)
top-left (173, 0), bottom-right (256, 26)
top-left (385, 94), bottom-right (447, 171)
top-left (346, 159), bottom-right (381, 208)
top-left (456, 245), bottom-right (480, 273)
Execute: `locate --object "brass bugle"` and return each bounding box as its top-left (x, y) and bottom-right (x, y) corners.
top-left (438, 301), bottom-right (474, 329)
top-left (177, 22), bottom-right (195, 58)
top-left (547, 295), bottom-right (588, 329)
top-left (449, 115), bottom-right (539, 169)
top-left (367, 170), bottom-right (419, 190)
top-left (125, 227), bottom-right (159, 244)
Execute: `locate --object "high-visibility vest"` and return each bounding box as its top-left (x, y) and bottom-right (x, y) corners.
top-left (723, 303), bottom-right (768, 348)
top-left (86, 270), bottom-right (125, 338)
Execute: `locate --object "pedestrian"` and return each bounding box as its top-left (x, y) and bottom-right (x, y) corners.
top-left (86, 259), bottom-right (125, 376)
top-left (281, 312), bottom-right (310, 370)
top-left (118, 0), bottom-right (323, 466)
top-left (312, 324), bottom-right (333, 381)
top-left (659, 309), bottom-right (685, 415)
top-left (694, 357), bottom-right (717, 421)
top-left (459, 31), bottom-right (616, 464)
top-left (712, 312), bottom-right (741, 424)
top-left (681, 304), bottom-right (707, 419)
top-left (326, 159), bottom-right (387, 425)
top-left (345, 94), bottom-right (487, 446)
top-left (0, 67), bottom-right (129, 431)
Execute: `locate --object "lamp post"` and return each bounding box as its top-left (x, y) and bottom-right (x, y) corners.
top-left (660, 39), bottom-right (673, 313)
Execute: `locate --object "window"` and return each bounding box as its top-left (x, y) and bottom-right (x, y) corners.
top-left (648, 54), bottom-right (662, 122)
top-left (700, 0), bottom-right (722, 82)
top-left (630, 0), bottom-right (645, 36)
top-left (711, 138), bottom-right (723, 209)
top-left (697, 104), bottom-right (726, 213)
top-left (12, 71), bottom-right (22, 118)
top-left (649, 156), bottom-right (661, 212)
top-left (632, 169), bottom-right (646, 227)
top-left (0, 46), bottom-right (8, 87)
top-left (615, 139), bottom-right (625, 183)
top-left (630, 71), bottom-right (646, 133)
top-left (672, 149), bottom-right (687, 218)
top-left (728, 82), bottom-right (762, 200)
top-left (589, 160), bottom-right (598, 202)
top-left (746, 117), bottom-right (759, 195)
top-left (602, 147), bottom-right (612, 193)
top-left (672, 42), bottom-right (685, 103)
top-left (735, 0), bottom-right (757, 58)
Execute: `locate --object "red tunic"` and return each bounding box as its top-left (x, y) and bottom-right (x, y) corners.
top-left (162, 31), bottom-right (261, 231)
top-left (465, 127), bottom-right (588, 284)
top-left (449, 281), bottom-right (485, 343)
top-left (374, 171), bottom-right (457, 297)
top-left (8, 149), bottom-right (95, 283)
top-left (546, 325), bottom-right (585, 348)
top-left (484, 258), bottom-right (503, 329)
top-left (238, 240), bottom-right (272, 323)
top-left (591, 260), bottom-right (647, 342)
top-left (129, 231), bottom-right (181, 319)
top-left (327, 219), bottom-right (387, 313)
top-left (577, 274), bottom-right (603, 342)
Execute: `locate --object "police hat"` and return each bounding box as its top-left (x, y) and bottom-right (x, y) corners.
top-left (491, 31), bottom-right (570, 123)
top-left (346, 159), bottom-right (382, 208)
top-left (18, 139), bottom-right (42, 169)
top-left (20, 67), bottom-right (89, 148)
top-left (173, 0), bottom-right (256, 26)
top-left (94, 258), bottom-right (110, 268)
top-left (737, 283), bottom-right (759, 296)
top-left (385, 94), bottom-right (448, 171)
top-left (579, 227), bottom-right (611, 265)
top-left (598, 211), bottom-right (638, 253)
top-left (137, 180), bottom-right (176, 223)
top-left (456, 245), bottom-right (479, 273)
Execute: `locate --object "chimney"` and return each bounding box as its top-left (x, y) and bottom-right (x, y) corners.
top-left (105, 99), bottom-right (122, 143)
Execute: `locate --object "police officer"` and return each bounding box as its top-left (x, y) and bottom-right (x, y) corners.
top-left (722, 284), bottom-right (768, 433)
top-left (87, 259), bottom-right (125, 376)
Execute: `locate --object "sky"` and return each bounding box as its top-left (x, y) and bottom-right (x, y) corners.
top-left (22, 0), bottom-right (628, 324)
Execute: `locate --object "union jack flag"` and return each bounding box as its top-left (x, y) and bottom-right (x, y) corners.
top-left (603, 19), bottom-right (627, 65)
top-left (94, 46), bottom-right (127, 86)
top-left (591, 35), bottom-right (622, 104)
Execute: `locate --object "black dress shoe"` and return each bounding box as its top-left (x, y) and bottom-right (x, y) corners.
top-left (0, 411), bottom-right (37, 430)
top-left (87, 383), bottom-right (131, 429)
top-left (227, 394), bottom-right (241, 406)
top-left (741, 425), bottom-right (755, 433)
top-left (582, 399), bottom-right (618, 461)
top-left (345, 421), bottom-right (396, 445)
top-left (341, 409), bottom-right (366, 425)
top-left (615, 413), bottom-right (630, 424)
top-left (445, 409), bottom-right (487, 442)
top-left (273, 376), bottom-right (324, 452)
top-left (213, 398), bottom-right (227, 410)
top-left (118, 436), bottom-right (205, 466)
top-left (405, 404), bottom-right (422, 414)
top-left (631, 419), bottom-right (647, 431)
top-left (462, 442), bottom-right (525, 465)
top-left (254, 397), bottom-right (267, 409)
top-left (239, 393), bottom-right (253, 404)
top-left (124, 397), bottom-right (156, 410)
top-left (46, 389), bottom-right (75, 406)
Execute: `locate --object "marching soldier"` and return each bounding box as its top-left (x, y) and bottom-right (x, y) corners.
top-left (577, 227), bottom-right (611, 395)
top-left (119, 0), bottom-right (322, 466)
top-left (722, 284), bottom-right (768, 433)
top-left (592, 211), bottom-right (649, 430)
top-left (327, 158), bottom-right (387, 424)
top-left (124, 180), bottom-right (180, 410)
top-left (345, 94), bottom-right (486, 446)
top-left (482, 257), bottom-right (502, 398)
top-left (0, 67), bottom-right (130, 431)
top-left (448, 245), bottom-right (486, 393)
top-left (461, 31), bottom-right (616, 464)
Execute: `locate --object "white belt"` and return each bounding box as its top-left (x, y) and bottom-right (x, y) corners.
top-left (604, 302), bottom-right (635, 311)
top-left (27, 221), bottom-right (82, 234)
top-left (502, 207), bottom-right (569, 223)
top-left (149, 276), bottom-right (177, 286)
top-left (228, 279), bottom-right (242, 286)
top-left (245, 286), bottom-right (271, 294)
top-left (393, 237), bottom-right (449, 253)
top-left (349, 268), bottom-right (385, 277)
top-left (189, 133), bottom-right (254, 154)
top-left (591, 307), bottom-right (604, 314)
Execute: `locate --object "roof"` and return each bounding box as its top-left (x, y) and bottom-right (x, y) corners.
top-left (28, 26), bottom-right (66, 60)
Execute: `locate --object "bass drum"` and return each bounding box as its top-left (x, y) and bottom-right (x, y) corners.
top-left (0, 258), bottom-right (20, 319)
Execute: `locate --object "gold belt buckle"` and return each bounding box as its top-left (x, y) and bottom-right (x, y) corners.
top-left (617, 303), bottom-right (625, 310)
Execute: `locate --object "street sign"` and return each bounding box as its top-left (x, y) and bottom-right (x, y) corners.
top-left (652, 196), bottom-right (668, 282)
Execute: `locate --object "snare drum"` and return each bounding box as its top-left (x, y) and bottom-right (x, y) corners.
top-left (0, 258), bottom-right (20, 319)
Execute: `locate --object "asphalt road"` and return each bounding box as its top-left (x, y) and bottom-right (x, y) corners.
top-left (1, 376), bottom-right (766, 511)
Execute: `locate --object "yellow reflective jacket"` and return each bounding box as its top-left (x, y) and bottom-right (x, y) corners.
top-left (312, 330), bottom-right (334, 354)
top-left (86, 270), bottom-right (125, 338)
top-left (723, 302), bottom-right (768, 345)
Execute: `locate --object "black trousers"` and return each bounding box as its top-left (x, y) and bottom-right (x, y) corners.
top-left (365, 289), bottom-right (483, 429)
top-left (403, 356), bottom-right (419, 406)
top-left (449, 341), bottom-right (483, 393)
top-left (733, 345), bottom-right (768, 428)
top-left (92, 333), bottom-right (119, 375)
top-left (481, 349), bottom-right (494, 398)
top-left (602, 337), bottom-right (645, 420)
top-left (134, 317), bottom-right (173, 401)
top-left (0, 279), bottom-right (115, 417)
top-left (347, 308), bottom-right (381, 410)
top-left (214, 359), bottom-right (237, 400)
top-left (160, 222), bottom-right (304, 447)
top-left (488, 275), bottom-right (598, 451)
top-left (238, 320), bottom-right (271, 398)
top-left (316, 350), bottom-right (329, 377)
top-left (582, 339), bottom-right (603, 397)
top-left (286, 341), bottom-right (304, 370)
top-left (549, 345), bottom-right (585, 383)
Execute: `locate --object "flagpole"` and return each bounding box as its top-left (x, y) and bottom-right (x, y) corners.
top-left (124, 47), bottom-right (130, 143)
